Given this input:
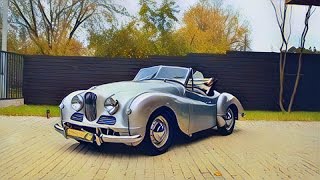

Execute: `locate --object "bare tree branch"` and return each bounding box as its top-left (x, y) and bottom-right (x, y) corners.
top-left (9, 0), bottom-right (128, 55)
top-left (288, 5), bottom-right (312, 112)
top-left (270, 0), bottom-right (290, 112)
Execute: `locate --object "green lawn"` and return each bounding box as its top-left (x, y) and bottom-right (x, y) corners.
top-left (0, 105), bottom-right (60, 117)
top-left (0, 105), bottom-right (319, 121)
top-left (244, 111), bottom-right (320, 121)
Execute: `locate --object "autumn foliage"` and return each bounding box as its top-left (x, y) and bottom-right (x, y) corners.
top-left (8, 0), bottom-right (250, 57)
top-left (179, 2), bottom-right (249, 53)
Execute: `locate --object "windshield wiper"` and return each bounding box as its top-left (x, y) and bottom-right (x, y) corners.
top-left (172, 76), bottom-right (185, 79)
top-left (139, 73), bottom-right (157, 81)
top-left (161, 78), bottom-right (184, 85)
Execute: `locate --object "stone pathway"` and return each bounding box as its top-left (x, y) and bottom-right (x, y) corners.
top-left (0, 116), bottom-right (319, 179)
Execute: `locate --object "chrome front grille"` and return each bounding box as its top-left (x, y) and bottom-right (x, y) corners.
top-left (84, 92), bottom-right (97, 121)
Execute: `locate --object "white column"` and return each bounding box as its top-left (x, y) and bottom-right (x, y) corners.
top-left (1, 0), bottom-right (8, 98)
top-left (1, 0), bottom-right (8, 51)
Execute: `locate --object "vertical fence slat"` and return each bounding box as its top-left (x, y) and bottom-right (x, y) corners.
top-left (6, 52), bottom-right (9, 99)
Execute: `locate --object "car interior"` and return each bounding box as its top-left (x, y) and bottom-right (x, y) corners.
top-left (185, 71), bottom-right (218, 104)
top-left (186, 71), bottom-right (218, 96)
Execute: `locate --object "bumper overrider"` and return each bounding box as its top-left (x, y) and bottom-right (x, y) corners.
top-left (54, 123), bottom-right (142, 146)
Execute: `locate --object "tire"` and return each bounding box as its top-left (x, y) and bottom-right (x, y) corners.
top-left (140, 111), bottom-right (174, 156)
top-left (218, 107), bottom-right (236, 136)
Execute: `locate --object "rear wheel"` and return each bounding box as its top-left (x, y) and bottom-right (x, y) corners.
top-left (141, 111), bottom-right (174, 156)
top-left (218, 107), bottom-right (235, 135)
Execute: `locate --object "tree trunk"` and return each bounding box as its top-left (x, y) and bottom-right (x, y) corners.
top-left (287, 5), bottom-right (312, 112)
top-left (278, 52), bottom-right (286, 111)
top-left (288, 51), bottom-right (303, 112)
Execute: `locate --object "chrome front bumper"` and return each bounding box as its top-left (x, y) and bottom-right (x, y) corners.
top-left (54, 123), bottom-right (143, 145)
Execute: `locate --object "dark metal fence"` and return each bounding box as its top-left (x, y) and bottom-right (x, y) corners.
top-left (23, 52), bottom-right (320, 111)
top-left (0, 51), bottom-right (24, 99)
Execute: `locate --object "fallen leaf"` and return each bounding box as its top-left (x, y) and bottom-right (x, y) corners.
top-left (214, 171), bottom-right (222, 176)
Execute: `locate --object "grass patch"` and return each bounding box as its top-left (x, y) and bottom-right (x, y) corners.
top-left (0, 105), bottom-right (319, 121)
top-left (244, 111), bottom-right (320, 121)
top-left (0, 105), bottom-right (60, 117)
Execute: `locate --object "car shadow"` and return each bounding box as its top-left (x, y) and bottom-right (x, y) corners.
top-left (68, 128), bottom-right (240, 156)
top-left (176, 127), bottom-right (241, 148)
top-left (175, 128), bottom-right (220, 146)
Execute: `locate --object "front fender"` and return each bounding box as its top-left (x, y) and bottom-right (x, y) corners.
top-left (60, 90), bottom-right (86, 120)
top-left (127, 92), bottom-right (189, 142)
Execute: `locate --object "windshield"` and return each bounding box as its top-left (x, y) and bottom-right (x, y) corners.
top-left (133, 66), bottom-right (190, 84)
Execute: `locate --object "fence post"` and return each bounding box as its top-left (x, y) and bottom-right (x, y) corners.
top-left (0, 52), bottom-right (7, 98)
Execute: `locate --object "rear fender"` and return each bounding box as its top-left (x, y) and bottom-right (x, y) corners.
top-left (216, 93), bottom-right (244, 127)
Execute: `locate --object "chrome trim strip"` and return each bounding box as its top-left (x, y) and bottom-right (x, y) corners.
top-left (100, 134), bottom-right (142, 143)
top-left (54, 123), bottom-right (66, 138)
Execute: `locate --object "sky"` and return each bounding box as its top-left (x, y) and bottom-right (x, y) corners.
top-left (121, 0), bottom-right (320, 52)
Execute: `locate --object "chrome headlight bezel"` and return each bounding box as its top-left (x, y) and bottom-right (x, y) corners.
top-left (71, 95), bottom-right (84, 111)
top-left (104, 97), bottom-right (119, 115)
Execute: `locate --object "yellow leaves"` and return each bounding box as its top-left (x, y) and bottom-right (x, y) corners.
top-left (8, 0), bottom-right (250, 57)
top-left (8, 30), bottom-right (85, 56)
top-left (178, 2), bottom-right (249, 54)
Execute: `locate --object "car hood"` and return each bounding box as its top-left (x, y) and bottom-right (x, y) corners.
top-left (87, 80), bottom-right (184, 98)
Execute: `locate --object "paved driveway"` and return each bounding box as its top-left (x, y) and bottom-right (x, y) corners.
top-left (0, 116), bottom-right (319, 180)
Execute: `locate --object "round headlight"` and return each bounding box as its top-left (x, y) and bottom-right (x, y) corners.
top-left (71, 95), bottom-right (84, 111)
top-left (104, 97), bottom-right (119, 115)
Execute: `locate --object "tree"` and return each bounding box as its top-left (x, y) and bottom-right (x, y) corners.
top-left (89, 22), bottom-right (156, 58)
top-left (138, 0), bottom-right (182, 55)
top-left (288, 5), bottom-right (314, 112)
top-left (89, 0), bottom-right (184, 58)
top-left (9, 0), bottom-right (127, 55)
top-left (270, 0), bottom-right (315, 112)
top-left (139, 0), bottom-right (178, 34)
top-left (178, 0), bottom-right (250, 54)
top-left (270, 0), bottom-right (292, 112)
top-left (89, 0), bottom-right (250, 57)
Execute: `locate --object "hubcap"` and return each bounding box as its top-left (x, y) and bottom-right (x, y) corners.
top-left (150, 115), bottom-right (169, 148)
top-left (225, 108), bottom-right (234, 131)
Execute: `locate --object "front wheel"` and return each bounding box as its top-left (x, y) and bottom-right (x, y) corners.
top-left (140, 111), bottom-right (174, 156)
top-left (218, 107), bottom-right (235, 136)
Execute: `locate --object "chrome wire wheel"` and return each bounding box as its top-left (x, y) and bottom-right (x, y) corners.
top-left (149, 115), bottom-right (170, 149)
top-left (225, 108), bottom-right (235, 131)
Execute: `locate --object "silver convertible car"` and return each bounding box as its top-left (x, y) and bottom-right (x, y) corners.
top-left (54, 65), bottom-right (244, 155)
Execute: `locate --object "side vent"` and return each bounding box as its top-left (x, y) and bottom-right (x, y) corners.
top-left (97, 115), bottom-right (116, 125)
top-left (70, 113), bottom-right (84, 122)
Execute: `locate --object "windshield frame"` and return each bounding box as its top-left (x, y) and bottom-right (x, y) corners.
top-left (133, 66), bottom-right (191, 85)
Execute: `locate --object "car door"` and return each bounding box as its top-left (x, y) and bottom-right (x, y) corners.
top-left (184, 68), bottom-right (218, 133)
top-left (185, 90), bottom-right (217, 133)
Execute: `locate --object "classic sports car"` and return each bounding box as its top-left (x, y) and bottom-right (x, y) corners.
top-left (54, 65), bottom-right (244, 155)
